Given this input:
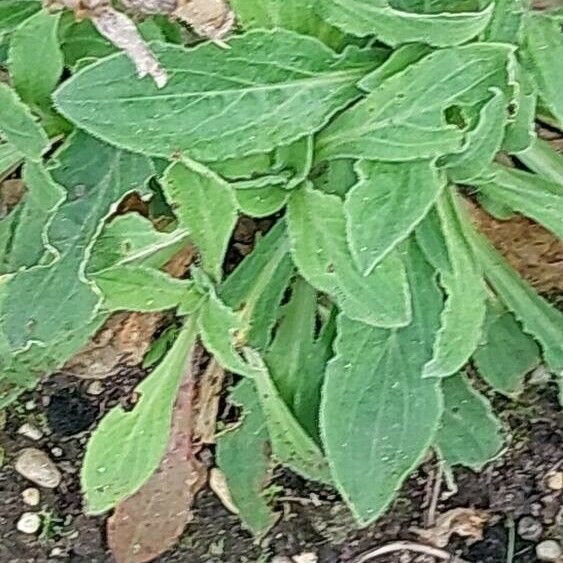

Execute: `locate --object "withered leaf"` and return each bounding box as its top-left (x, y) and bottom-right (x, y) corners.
top-left (173, 0), bottom-right (234, 40)
top-left (107, 364), bottom-right (206, 563)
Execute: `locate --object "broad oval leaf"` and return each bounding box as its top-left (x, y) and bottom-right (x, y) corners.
top-left (54, 29), bottom-right (375, 161)
top-left (321, 241), bottom-right (443, 525)
top-left (315, 0), bottom-right (493, 47)
top-left (316, 44), bottom-right (512, 162)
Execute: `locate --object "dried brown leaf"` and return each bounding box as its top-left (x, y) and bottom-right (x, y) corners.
top-left (193, 359), bottom-right (224, 445)
top-left (173, 0), bottom-right (234, 40)
top-left (107, 361), bottom-right (206, 563)
top-left (413, 507), bottom-right (491, 548)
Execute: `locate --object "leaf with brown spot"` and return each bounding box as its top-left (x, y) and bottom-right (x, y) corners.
top-left (107, 354), bottom-right (207, 563)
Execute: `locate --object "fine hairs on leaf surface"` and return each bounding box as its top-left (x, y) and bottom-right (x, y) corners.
top-left (1, 0), bottom-right (563, 552)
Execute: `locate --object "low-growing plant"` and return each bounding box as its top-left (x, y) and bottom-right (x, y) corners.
top-left (1, 0), bottom-right (562, 557)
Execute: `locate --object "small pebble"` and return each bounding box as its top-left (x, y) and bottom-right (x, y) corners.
top-left (51, 447), bottom-right (63, 458)
top-left (529, 365), bottom-right (551, 385)
top-left (18, 423), bottom-right (43, 441)
top-left (536, 540), bottom-right (562, 562)
top-left (15, 448), bottom-right (61, 488)
top-left (546, 471), bottom-right (563, 491)
top-left (16, 512), bottom-right (41, 534)
top-left (21, 488), bottom-right (40, 507)
top-left (293, 554), bottom-right (318, 563)
top-left (271, 558), bottom-right (292, 563)
top-left (86, 381), bottom-right (104, 396)
top-left (24, 400), bottom-right (36, 411)
top-left (50, 547), bottom-right (64, 557)
top-left (517, 516), bottom-right (543, 541)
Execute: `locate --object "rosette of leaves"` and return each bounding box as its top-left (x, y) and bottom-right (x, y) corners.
top-left (0, 0), bottom-right (562, 547)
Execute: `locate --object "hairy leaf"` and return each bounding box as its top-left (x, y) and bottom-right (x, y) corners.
top-left (0, 82), bottom-right (49, 161)
top-left (475, 164), bottom-right (563, 240)
top-left (163, 160), bottom-right (237, 281)
top-left (94, 265), bottom-right (193, 312)
top-left (317, 44), bottom-right (511, 161)
top-left (216, 380), bottom-right (278, 536)
top-left (0, 0), bottom-right (40, 35)
top-left (525, 13), bottom-right (563, 126)
top-left (82, 318), bottom-right (197, 514)
top-left (0, 142), bottom-right (22, 181)
top-left (235, 185), bottom-right (288, 218)
top-left (436, 373), bottom-right (504, 470)
top-left (54, 30), bottom-right (375, 161)
top-left (516, 137), bottom-right (563, 187)
top-left (9, 10), bottom-right (63, 109)
top-left (345, 159), bottom-right (445, 275)
top-left (107, 360), bottom-right (206, 563)
top-left (418, 191), bottom-right (487, 378)
top-left (473, 299), bottom-right (540, 397)
top-left (315, 0), bottom-right (493, 47)
top-left (484, 0), bottom-right (529, 44)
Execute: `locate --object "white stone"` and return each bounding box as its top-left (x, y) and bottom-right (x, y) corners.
top-left (86, 381), bottom-right (104, 396)
top-left (536, 540), bottom-right (562, 562)
top-left (17, 423), bottom-right (43, 441)
top-left (15, 448), bottom-right (61, 488)
top-left (24, 400), bottom-right (36, 411)
top-left (51, 447), bottom-right (63, 458)
top-left (293, 554), bottom-right (318, 563)
top-left (16, 512), bottom-right (41, 534)
top-left (546, 471), bottom-right (563, 491)
top-left (21, 487), bottom-right (40, 506)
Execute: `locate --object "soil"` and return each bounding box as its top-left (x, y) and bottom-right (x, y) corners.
top-left (0, 369), bottom-right (561, 563)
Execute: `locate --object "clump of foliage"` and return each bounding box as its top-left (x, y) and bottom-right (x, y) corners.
top-left (1, 0), bottom-right (562, 547)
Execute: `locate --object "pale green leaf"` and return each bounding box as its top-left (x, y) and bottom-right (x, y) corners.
top-left (321, 241), bottom-right (443, 525)
top-left (460, 199), bottom-right (563, 374)
top-left (94, 265), bottom-right (193, 312)
top-left (231, 0), bottom-right (346, 49)
top-left (235, 185), bottom-right (288, 218)
top-left (54, 30), bottom-right (375, 161)
top-left (436, 373), bottom-right (504, 470)
top-left (245, 349), bottom-right (331, 484)
top-left (0, 142), bottom-right (22, 181)
top-left (0, 0), bottom-right (40, 35)
top-left (163, 159), bottom-right (237, 282)
top-left (82, 318), bottom-right (197, 514)
top-left (0, 132), bottom-right (154, 379)
top-left (473, 299), bottom-right (540, 397)
top-left (484, 0), bottom-right (530, 44)
top-left (517, 137), bottom-right (563, 186)
top-left (9, 10), bottom-right (63, 108)
top-left (345, 159), bottom-right (445, 275)
top-left (445, 88), bottom-right (508, 183)
top-left (0, 82), bottom-right (49, 161)
top-left (219, 221), bottom-right (294, 350)
top-left (419, 190), bottom-right (487, 378)
top-left (525, 13), bottom-right (563, 126)
top-left (0, 160), bottom-right (65, 273)
top-left (216, 380), bottom-right (278, 536)
top-left (287, 183), bottom-right (411, 327)
top-left (87, 213), bottom-right (189, 274)
top-left (315, 0), bottom-right (493, 46)
top-left (317, 44), bottom-right (511, 162)
top-left (475, 164), bottom-right (563, 240)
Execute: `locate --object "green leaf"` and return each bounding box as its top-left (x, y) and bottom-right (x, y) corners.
top-left (0, 82), bottom-right (49, 161)
top-left (235, 185), bottom-right (288, 218)
top-left (345, 159), bottom-right (445, 275)
top-left (219, 221), bottom-right (294, 350)
top-left (0, 132), bottom-right (154, 379)
top-left (0, 0), bottom-right (40, 35)
top-left (418, 190), bottom-right (487, 378)
top-left (0, 142), bottom-right (22, 181)
top-left (287, 183), bottom-right (411, 328)
top-left (59, 15), bottom-right (114, 68)
top-left (484, 0), bottom-right (530, 44)
top-left (82, 318), bottom-right (198, 514)
top-left (87, 213), bottom-right (189, 274)
top-left (0, 160), bottom-right (64, 274)
top-left (317, 44), bottom-right (512, 161)
top-left (216, 380), bottom-right (278, 536)
top-left (9, 10), bottom-right (63, 109)
top-left (316, 0), bottom-right (493, 46)
top-left (473, 299), bottom-right (540, 397)
top-left (321, 241), bottom-right (443, 525)
top-left (517, 137), bottom-right (563, 186)
top-left (311, 158), bottom-right (357, 198)
top-left (163, 159), bottom-right (237, 282)
top-left (524, 13), bottom-right (563, 126)
top-left (94, 265), bottom-right (193, 312)
top-left (436, 373), bottom-right (504, 470)
top-left (461, 200), bottom-right (563, 374)
top-left (475, 164), bottom-right (563, 240)
top-left (231, 0), bottom-right (346, 49)
top-left (245, 349), bottom-right (331, 484)
top-left (54, 30), bottom-right (375, 161)
top-left (444, 88), bottom-right (508, 183)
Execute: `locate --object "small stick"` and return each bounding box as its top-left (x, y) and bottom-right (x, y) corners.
top-left (427, 463), bottom-right (443, 527)
top-left (351, 540), bottom-right (470, 563)
top-left (505, 518), bottom-right (515, 563)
